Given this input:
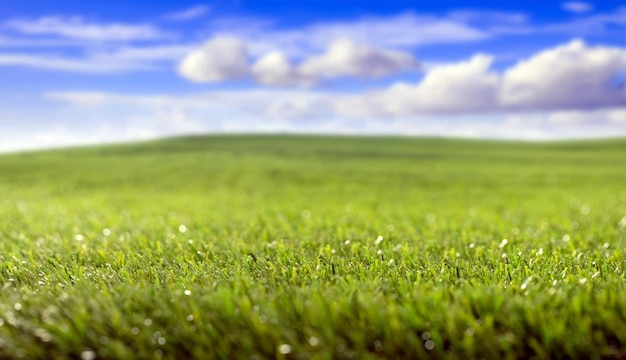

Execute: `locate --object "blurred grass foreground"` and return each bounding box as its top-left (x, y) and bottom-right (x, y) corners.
top-left (1, 135), bottom-right (626, 359)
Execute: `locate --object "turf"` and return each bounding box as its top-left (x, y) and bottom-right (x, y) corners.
top-left (0, 135), bottom-right (625, 359)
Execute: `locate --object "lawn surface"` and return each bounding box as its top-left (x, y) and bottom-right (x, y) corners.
top-left (1, 135), bottom-right (626, 359)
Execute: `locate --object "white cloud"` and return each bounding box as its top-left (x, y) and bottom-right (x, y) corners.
top-left (0, 44), bottom-right (191, 73)
top-left (47, 39), bottom-right (626, 118)
top-left (500, 40), bottom-right (626, 111)
top-left (4, 16), bottom-right (164, 41)
top-left (332, 55), bottom-right (500, 117)
top-left (299, 38), bottom-right (418, 79)
top-left (163, 5), bottom-right (210, 21)
top-left (180, 37), bottom-right (418, 85)
top-left (0, 52), bottom-right (157, 72)
top-left (178, 37), bottom-right (249, 82)
top-left (251, 51), bottom-right (314, 87)
top-left (334, 39), bottom-right (626, 118)
top-left (562, 2), bottom-right (594, 14)
top-left (383, 54), bottom-right (498, 115)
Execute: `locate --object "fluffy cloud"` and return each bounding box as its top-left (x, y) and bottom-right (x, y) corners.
top-left (299, 38), bottom-right (418, 79)
top-left (4, 16), bottom-right (164, 41)
top-left (333, 55), bottom-right (499, 117)
top-left (178, 37), bottom-right (249, 82)
top-left (335, 39), bottom-right (626, 118)
top-left (52, 39), bottom-right (626, 122)
top-left (251, 51), bottom-right (313, 86)
top-left (500, 40), bottom-right (626, 111)
top-left (180, 37), bottom-right (419, 85)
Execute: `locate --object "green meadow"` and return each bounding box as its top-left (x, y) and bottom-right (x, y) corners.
top-left (0, 135), bottom-right (625, 359)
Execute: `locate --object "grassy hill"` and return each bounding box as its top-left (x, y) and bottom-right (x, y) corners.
top-left (1, 135), bottom-right (625, 358)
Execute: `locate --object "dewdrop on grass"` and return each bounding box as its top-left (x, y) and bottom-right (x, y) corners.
top-left (374, 235), bottom-right (384, 245)
top-left (278, 344), bottom-right (291, 354)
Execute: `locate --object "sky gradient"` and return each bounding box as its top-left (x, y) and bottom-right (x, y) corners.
top-left (1, 0), bottom-right (626, 152)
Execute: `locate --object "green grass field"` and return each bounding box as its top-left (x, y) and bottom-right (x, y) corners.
top-left (1, 135), bottom-right (625, 359)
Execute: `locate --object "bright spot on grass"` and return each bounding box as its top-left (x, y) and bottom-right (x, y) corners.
top-left (537, 248), bottom-right (544, 256)
top-left (158, 337), bottom-right (166, 345)
top-left (308, 336), bottom-right (319, 346)
top-left (301, 210), bottom-right (311, 219)
top-left (144, 318), bottom-right (153, 326)
top-left (35, 329), bottom-right (51, 342)
top-left (426, 213), bottom-right (436, 223)
top-left (374, 235), bottom-right (384, 246)
top-left (186, 314), bottom-right (194, 322)
top-left (131, 327), bottom-right (139, 335)
top-left (75, 234), bottom-right (84, 241)
top-left (498, 239), bottom-right (508, 249)
top-left (501, 253), bottom-right (507, 258)
top-left (619, 217), bottom-right (626, 228)
top-left (579, 278), bottom-right (587, 284)
top-left (278, 344), bottom-right (291, 354)
top-left (377, 250), bottom-right (383, 255)
top-left (469, 243), bottom-right (475, 249)
top-left (549, 288), bottom-right (557, 295)
top-left (184, 289), bottom-right (192, 296)
top-left (421, 331), bottom-right (431, 340)
top-left (425, 340), bottom-right (435, 350)
top-left (102, 228), bottom-right (111, 237)
top-left (580, 205), bottom-right (590, 215)
top-left (603, 242), bottom-right (610, 249)
top-left (81, 350), bottom-right (96, 360)
top-left (13, 303), bottom-right (22, 311)
top-left (179, 225), bottom-right (188, 233)
top-left (562, 234), bottom-right (570, 242)
top-left (344, 240), bottom-right (351, 245)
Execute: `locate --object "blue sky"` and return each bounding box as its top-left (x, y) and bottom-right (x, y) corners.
top-left (1, 0), bottom-right (626, 151)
